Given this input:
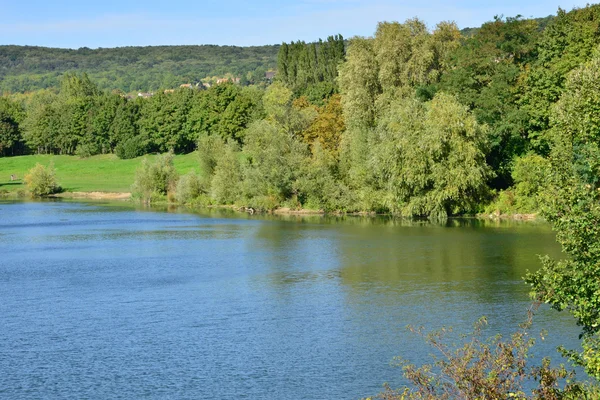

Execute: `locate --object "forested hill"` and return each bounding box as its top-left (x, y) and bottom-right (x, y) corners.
top-left (460, 14), bottom-right (555, 36)
top-left (0, 44), bottom-right (280, 94)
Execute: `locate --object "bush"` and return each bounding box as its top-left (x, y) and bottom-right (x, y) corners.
top-left (176, 171), bottom-right (203, 204)
top-left (131, 152), bottom-right (178, 203)
top-left (24, 162), bottom-right (60, 197)
top-left (512, 153), bottom-right (551, 212)
top-left (485, 153), bottom-right (551, 215)
top-left (298, 141), bottom-right (351, 212)
top-left (241, 120), bottom-right (308, 203)
top-left (115, 135), bottom-right (149, 159)
top-left (211, 142), bottom-right (242, 204)
top-left (75, 142), bottom-right (99, 158)
top-left (374, 306), bottom-right (597, 400)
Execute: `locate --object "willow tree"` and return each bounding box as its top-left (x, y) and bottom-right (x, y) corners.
top-left (371, 93), bottom-right (490, 218)
top-left (338, 20), bottom-right (462, 207)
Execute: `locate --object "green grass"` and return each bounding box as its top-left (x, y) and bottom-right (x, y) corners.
top-left (0, 153), bottom-right (201, 193)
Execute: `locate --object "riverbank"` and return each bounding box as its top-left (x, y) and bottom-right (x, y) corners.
top-left (0, 187), bottom-right (541, 221)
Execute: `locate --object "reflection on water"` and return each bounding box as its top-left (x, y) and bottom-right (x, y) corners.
top-left (0, 200), bottom-right (580, 399)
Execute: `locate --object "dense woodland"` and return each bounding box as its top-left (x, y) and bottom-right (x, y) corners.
top-left (0, 45), bottom-right (279, 93)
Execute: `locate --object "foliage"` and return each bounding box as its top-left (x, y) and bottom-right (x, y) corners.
top-left (0, 44), bottom-right (279, 94)
top-left (373, 307), bottom-right (595, 400)
top-left (131, 152), bottom-right (179, 203)
top-left (210, 142), bottom-right (242, 205)
top-left (24, 162), bottom-right (59, 197)
top-left (175, 171), bottom-right (203, 204)
top-left (511, 153), bottom-right (551, 212)
top-left (525, 54), bottom-right (600, 379)
top-left (521, 4), bottom-right (600, 149)
top-left (277, 35), bottom-right (345, 100)
top-left (0, 97), bottom-right (25, 156)
top-left (115, 135), bottom-right (149, 160)
top-left (197, 134), bottom-right (226, 188)
top-left (241, 120), bottom-right (308, 207)
top-left (440, 16), bottom-right (540, 188)
top-left (298, 141), bottom-right (351, 211)
top-left (369, 93), bottom-right (490, 218)
top-left (302, 94), bottom-right (345, 157)
top-left (487, 153), bottom-right (550, 214)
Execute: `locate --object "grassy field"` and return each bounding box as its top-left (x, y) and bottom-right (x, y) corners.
top-left (0, 153), bottom-right (201, 193)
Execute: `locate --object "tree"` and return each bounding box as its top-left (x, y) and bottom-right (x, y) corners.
top-left (521, 5), bottom-right (600, 150)
top-left (370, 93), bottom-right (490, 218)
top-left (0, 97), bottom-right (25, 156)
top-left (22, 90), bottom-right (60, 154)
top-left (525, 54), bottom-right (600, 379)
top-left (211, 142), bottom-right (242, 204)
top-left (277, 35), bottom-right (345, 100)
top-left (262, 82), bottom-right (316, 137)
top-left (131, 152), bottom-right (179, 203)
top-left (338, 37), bottom-right (381, 131)
top-left (138, 89), bottom-right (195, 153)
top-left (241, 120), bottom-right (308, 206)
top-left (302, 94), bottom-right (345, 157)
top-left (440, 16), bottom-right (540, 188)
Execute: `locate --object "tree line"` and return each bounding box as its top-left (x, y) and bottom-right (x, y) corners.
top-left (3, 5), bottom-right (600, 218)
top-left (0, 44), bottom-right (279, 94)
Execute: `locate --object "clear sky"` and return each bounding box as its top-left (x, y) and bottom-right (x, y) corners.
top-left (0, 0), bottom-right (593, 48)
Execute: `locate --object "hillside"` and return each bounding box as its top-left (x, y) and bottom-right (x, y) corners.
top-left (0, 44), bottom-right (280, 94)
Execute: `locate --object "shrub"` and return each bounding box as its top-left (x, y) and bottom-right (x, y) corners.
top-left (131, 152), bottom-right (178, 203)
top-left (241, 120), bottom-right (308, 203)
top-left (374, 306), bottom-right (596, 400)
top-left (512, 153), bottom-right (551, 213)
top-left (297, 141), bottom-right (351, 212)
top-left (115, 135), bottom-right (149, 159)
top-left (176, 171), bottom-right (203, 204)
top-left (24, 162), bottom-right (60, 197)
top-left (211, 142), bottom-right (242, 204)
top-left (75, 142), bottom-right (99, 158)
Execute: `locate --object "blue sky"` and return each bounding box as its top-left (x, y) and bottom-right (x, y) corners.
top-left (0, 0), bottom-right (592, 48)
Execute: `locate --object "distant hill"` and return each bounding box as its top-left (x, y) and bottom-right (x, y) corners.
top-left (460, 14), bottom-right (555, 37)
top-left (0, 14), bottom-right (559, 94)
top-left (0, 44), bottom-right (280, 94)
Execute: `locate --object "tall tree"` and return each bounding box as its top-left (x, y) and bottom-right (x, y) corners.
top-left (526, 54), bottom-right (600, 379)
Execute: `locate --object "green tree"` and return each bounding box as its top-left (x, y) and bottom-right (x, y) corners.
top-left (525, 55), bottom-right (600, 379)
top-left (211, 142), bottom-right (242, 204)
top-left (440, 16), bottom-right (540, 188)
top-left (138, 89), bottom-right (195, 153)
top-left (0, 97), bottom-right (25, 156)
top-left (22, 90), bottom-right (60, 154)
top-left (131, 152), bottom-right (179, 203)
top-left (521, 5), bottom-right (600, 150)
top-left (371, 93), bottom-right (490, 218)
top-left (241, 120), bottom-right (308, 207)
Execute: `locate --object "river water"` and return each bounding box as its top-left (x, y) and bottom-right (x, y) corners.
top-left (0, 201), bottom-right (582, 399)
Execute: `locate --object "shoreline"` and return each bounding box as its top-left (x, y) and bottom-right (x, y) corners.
top-left (2, 189), bottom-right (541, 220)
top-left (52, 191), bottom-right (131, 200)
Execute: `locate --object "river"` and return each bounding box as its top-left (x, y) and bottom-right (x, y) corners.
top-left (0, 200), bottom-right (582, 399)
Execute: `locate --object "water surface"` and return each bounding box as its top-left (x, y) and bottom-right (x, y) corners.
top-left (0, 201), bottom-right (581, 399)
